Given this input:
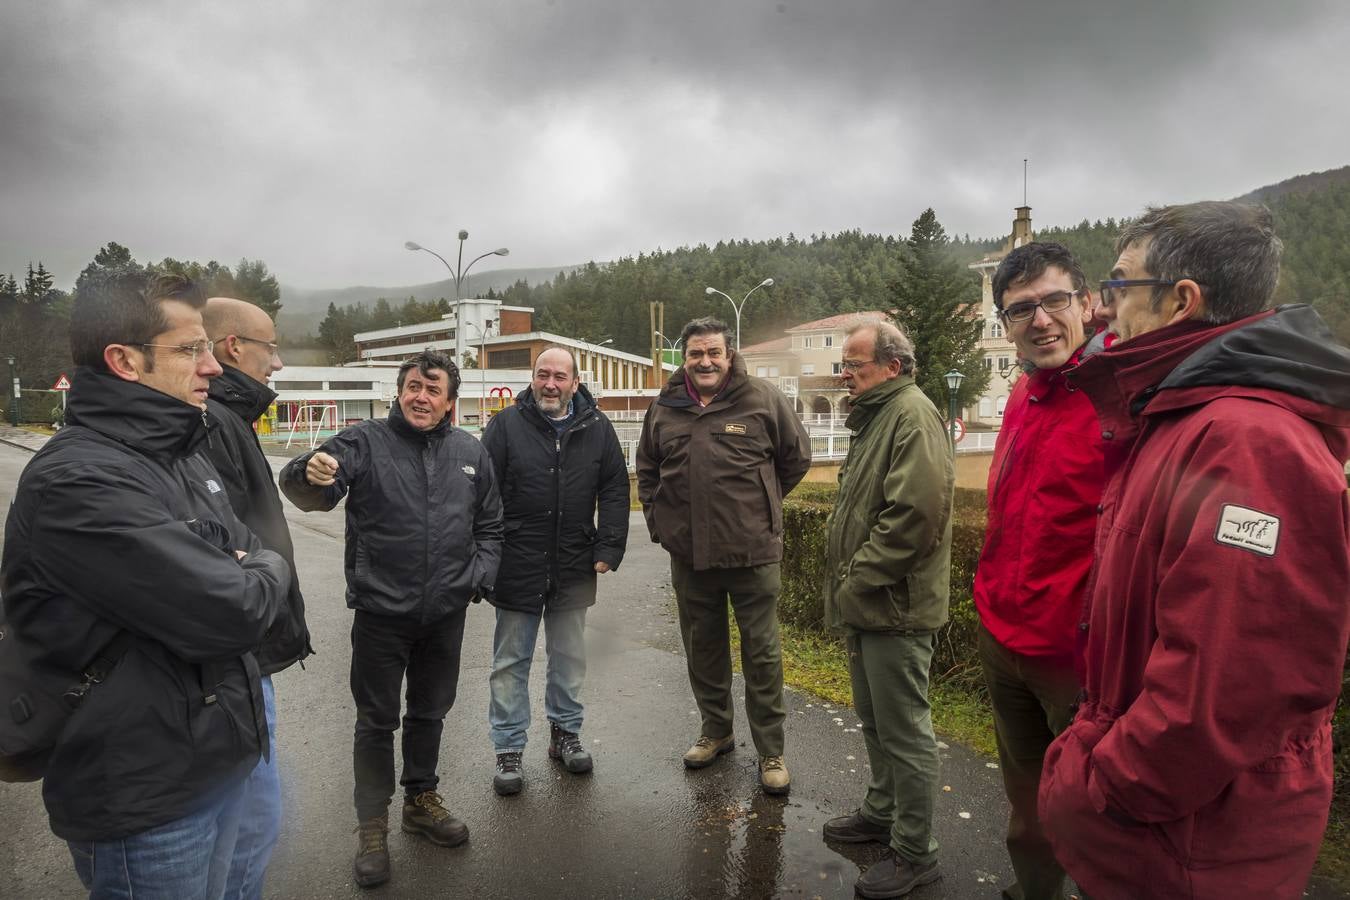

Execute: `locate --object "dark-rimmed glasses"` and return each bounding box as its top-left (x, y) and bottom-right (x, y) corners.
top-left (136, 339), bottom-right (214, 361)
top-left (1098, 279), bottom-right (1179, 307)
top-left (999, 290), bottom-right (1081, 324)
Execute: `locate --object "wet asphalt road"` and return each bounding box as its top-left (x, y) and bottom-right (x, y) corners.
top-left (0, 432), bottom-right (1345, 899)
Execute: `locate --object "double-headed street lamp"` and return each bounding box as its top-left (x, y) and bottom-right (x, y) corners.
top-left (944, 369), bottom-right (965, 447)
top-left (404, 231), bottom-right (509, 425)
top-left (462, 320), bottom-right (496, 427)
top-left (704, 278), bottom-right (773, 352)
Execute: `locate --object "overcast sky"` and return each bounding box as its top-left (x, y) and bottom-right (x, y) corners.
top-left (3, 0), bottom-right (1347, 291)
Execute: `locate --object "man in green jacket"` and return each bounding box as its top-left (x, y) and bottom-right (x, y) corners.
top-left (636, 316), bottom-right (811, 796)
top-left (820, 318), bottom-right (954, 899)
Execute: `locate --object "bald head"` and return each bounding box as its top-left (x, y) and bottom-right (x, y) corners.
top-left (203, 297), bottom-right (281, 384)
top-left (532, 346), bottom-right (581, 419)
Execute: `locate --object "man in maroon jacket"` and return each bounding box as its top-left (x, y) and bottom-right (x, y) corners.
top-left (973, 242), bottom-right (1106, 900)
top-left (1039, 201), bottom-right (1350, 899)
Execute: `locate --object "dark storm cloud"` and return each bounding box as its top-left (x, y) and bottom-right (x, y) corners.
top-left (1, 0), bottom-right (1346, 290)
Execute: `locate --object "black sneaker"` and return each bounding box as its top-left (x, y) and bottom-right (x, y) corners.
top-left (855, 850), bottom-right (942, 899)
top-left (353, 814), bottom-right (390, 888)
top-left (823, 809), bottom-right (890, 844)
top-left (548, 722), bottom-right (593, 774)
top-left (401, 790), bottom-right (469, 847)
top-left (493, 750), bottom-right (524, 795)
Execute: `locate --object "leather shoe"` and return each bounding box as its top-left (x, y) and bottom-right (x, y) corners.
top-left (822, 808), bottom-right (889, 844)
top-left (855, 850), bottom-right (941, 899)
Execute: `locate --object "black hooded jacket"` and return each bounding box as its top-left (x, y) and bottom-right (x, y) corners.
top-left (280, 403), bottom-right (503, 622)
top-left (204, 365), bottom-right (312, 674)
top-left (481, 384), bottom-right (629, 614)
top-left (0, 368), bottom-right (289, 840)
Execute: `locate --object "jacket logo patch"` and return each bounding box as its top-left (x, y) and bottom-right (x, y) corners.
top-left (723, 423), bottom-right (747, 435)
top-left (205, 479), bottom-right (222, 494)
top-left (461, 465), bottom-right (476, 476)
top-left (1214, 504), bottom-right (1279, 557)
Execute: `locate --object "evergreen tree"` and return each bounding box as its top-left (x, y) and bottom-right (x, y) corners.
top-left (887, 209), bottom-right (990, 414)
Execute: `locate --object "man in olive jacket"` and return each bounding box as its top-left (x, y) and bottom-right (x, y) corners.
top-left (820, 318), bottom-right (954, 900)
top-left (481, 347), bottom-right (629, 795)
top-left (636, 316), bottom-right (811, 796)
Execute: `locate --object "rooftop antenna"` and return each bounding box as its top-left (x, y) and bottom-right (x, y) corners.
top-left (1023, 158), bottom-right (1028, 206)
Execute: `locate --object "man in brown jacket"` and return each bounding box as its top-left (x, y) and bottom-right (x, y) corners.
top-left (637, 316), bottom-right (811, 795)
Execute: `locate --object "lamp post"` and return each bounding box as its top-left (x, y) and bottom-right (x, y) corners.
top-left (5, 356), bottom-right (17, 426)
top-left (404, 231), bottom-right (509, 425)
top-left (944, 369), bottom-right (965, 448)
top-left (704, 278), bottom-right (773, 352)
top-left (654, 329), bottom-right (682, 367)
top-left (462, 320), bottom-right (495, 428)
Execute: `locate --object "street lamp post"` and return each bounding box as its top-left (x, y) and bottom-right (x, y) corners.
top-left (704, 278), bottom-right (773, 352)
top-left (462, 320), bottom-right (496, 428)
top-left (6, 356), bottom-right (18, 427)
top-left (944, 369), bottom-right (965, 448)
top-left (405, 232), bottom-right (509, 425)
top-left (654, 329), bottom-right (682, 366)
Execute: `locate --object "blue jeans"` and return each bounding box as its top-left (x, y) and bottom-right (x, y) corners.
top-left (488, 606), bottom-right (587, 751)
top-left (67, 773), bottom-right (248, 899)
top-left (223, 675), bottom-right (281, 900)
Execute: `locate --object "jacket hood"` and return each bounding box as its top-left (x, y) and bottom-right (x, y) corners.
top-left (207, 364), bottom-right (277, 423)
top-left (65, 366), bottom-right (209, 459)
top-left (1069, 305), bottom-right (1350, 459)
top-left (658, 352), bottom-right (749, 408)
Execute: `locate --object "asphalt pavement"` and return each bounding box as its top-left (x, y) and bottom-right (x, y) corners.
top-left (0, 427), bottom-right (1344, 899)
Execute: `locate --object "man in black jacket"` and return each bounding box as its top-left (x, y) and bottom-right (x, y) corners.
top-left (480, 347), bottom-right (629, 795)
top-left (202, 296), bottom-right (312, 898)
top-left (1, 272), bottom-right (289, 897)
top-left (280, 349), bottom-right (502, 890)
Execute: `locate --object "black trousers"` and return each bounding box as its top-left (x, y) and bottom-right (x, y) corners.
top-left (351, 608), bottom-right (467, 821)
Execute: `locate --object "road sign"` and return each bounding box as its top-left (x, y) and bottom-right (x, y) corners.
top-left (52, 374), bottom-right (71, 391)
top-left (951, 417), bottom-right (966, 444)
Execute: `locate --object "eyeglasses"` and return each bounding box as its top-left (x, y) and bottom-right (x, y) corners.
top-left (136, 339), bottom-right (215, 361)
top-left (839, 358), bottom-right (876, 373)
top-left (999, 290), bottom-right (1081, 324)
top-left (1097, 279), bottom-right (1180, 307)
top-left (232, 335), bottom-right (280, 355)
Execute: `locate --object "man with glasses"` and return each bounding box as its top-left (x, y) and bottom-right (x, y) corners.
top-left (281, 349), bottom-right (502, 889)
top-left (1039, 201), bottom-right (1350, 899)
top-left (637, 316), bottom-right (811, 796)
top-left (819, 318), bottom-right (954, 899)
top-left (480, 347), bottom-right (629, 795)
top-left (201, 296), bottom-right (312, 898)
top-left (1, 272), bottom-right (288, 897)
top-left (968, 243), bottom-right (1107, 900)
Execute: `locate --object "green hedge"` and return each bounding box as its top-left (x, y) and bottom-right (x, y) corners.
top-left (781, 483), bottom-right (1348, 810)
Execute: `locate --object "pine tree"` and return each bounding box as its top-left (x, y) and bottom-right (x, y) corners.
top-left (886, 209), bottom-right (990, 414)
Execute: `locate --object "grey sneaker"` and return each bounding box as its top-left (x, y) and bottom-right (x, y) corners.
top-left (682, 733), bottom-right (735, 768)
top-left (493, 750), bottom-right (523, 796)
top-left (548, 722), bottom-right (594, 774)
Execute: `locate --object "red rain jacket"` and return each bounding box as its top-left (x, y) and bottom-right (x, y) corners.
top-left (973, 342), bottom-right (1107, 664)
top-left (1039, 306), bottom-right (1350, 900)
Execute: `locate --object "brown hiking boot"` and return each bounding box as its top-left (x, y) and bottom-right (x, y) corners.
top-left (759, 755), bottom-right (790, 795)
top-left (402, 790), bottom-right (469, 847)
top-left (682, 733), bottom-right (735, 769)
top-left (353, 814), bottom-right (390, 889)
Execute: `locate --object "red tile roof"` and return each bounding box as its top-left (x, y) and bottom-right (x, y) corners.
top-left (738, 336), bottom-right (792, 354)
top-left (785, 311), bottom-right (889, 333)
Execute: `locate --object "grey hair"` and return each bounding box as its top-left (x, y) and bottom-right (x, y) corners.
top-left (846, 317), bottom-right (916, 375)
top-left (1115, 201), bottom-right (1283, 324)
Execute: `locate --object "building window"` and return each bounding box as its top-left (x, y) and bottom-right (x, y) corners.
top-left (998, 355), bottom-right (1011, 371)
top-left (489, 348), bottom-right (531, 369)
top-left (979, 397), bottom-right (993, 418)
top-left (273, 381), bottom-right (324, 391)
top-left (328, 381), bottom-right (374, 391)
top-left (803, 336), bottom-right (812, 348)
top-left (823, 335), bottom-right (833, 347)
top-left (996, 396), bottom-right (1008, 417)
top-left (801, 364), bottom-right (815, 375)
top-left (831, 362), bottom-right (842, 376)
top-left (983, 357), bottom-right (993, 370)
top-left (990, 321), bottom-right (1004, 338)
top-left (756, 366), bottom-right (768, 377)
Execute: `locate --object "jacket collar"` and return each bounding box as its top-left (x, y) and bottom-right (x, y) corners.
top-left (845, 375), bottom-right (912, 432)
top-left (517, 382), bottom-right (598, 429)
top-left (207, 364), bottom-right (277, 423)
top-left (65, 366), bottom-right (209, 460)
top-left (387, 399), bottom-right (453, 441)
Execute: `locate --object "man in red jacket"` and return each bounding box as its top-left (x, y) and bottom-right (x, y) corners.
top-left (1039, 201), bottom-right (1350, 899)
top-left (973, 242), bottom-right (1106, 900)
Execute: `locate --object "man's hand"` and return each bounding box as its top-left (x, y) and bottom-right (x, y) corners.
top-left (594, 561), bottom-right (611, 574)
top-left (306, 451), bottom-right (340, 487)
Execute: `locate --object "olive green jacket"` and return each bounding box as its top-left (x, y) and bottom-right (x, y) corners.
top-left (823, 375), bottom-right (954, 633)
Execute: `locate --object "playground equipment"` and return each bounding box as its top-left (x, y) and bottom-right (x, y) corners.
top-left (285, 400), bottom-right (338, 450)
